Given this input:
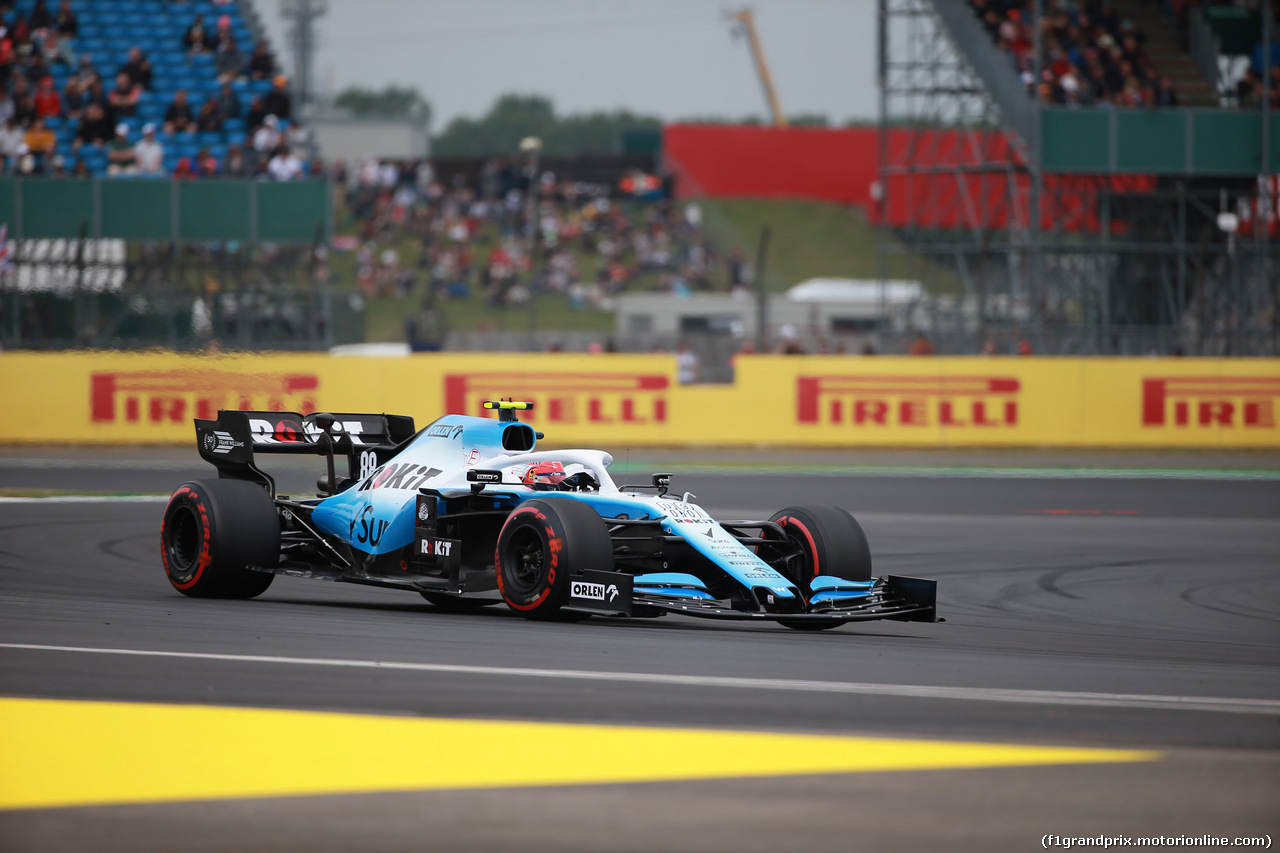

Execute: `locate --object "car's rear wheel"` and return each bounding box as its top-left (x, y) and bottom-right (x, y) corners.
top-left (767, 504), bottom-right (872, 631)
top-left (495, 497), bottom-right (612, 620)
top-left (161, 479), bottom-right (279, 599)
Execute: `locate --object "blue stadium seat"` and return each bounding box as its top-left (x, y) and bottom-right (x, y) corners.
top-left (33, 0), bottom-right (285, 174)
top-left (152, 58), bottom-right (186, 76)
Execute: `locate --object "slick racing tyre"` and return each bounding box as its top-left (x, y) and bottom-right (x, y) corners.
top-left (767, 505), bottom-right (872, 631)
top-left (495, 497), bottom-right (612, 620)
top-left (767, 504), bottom-right (873, 591)
top-left (161, 479), bottom-right (279, 599)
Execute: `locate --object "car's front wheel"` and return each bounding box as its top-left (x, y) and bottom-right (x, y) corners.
top-left (495, 497), bottom-right (612, 620)
top-left (767, 504), bottom-right (872, 631)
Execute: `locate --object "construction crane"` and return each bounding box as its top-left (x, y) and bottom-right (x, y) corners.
top-left (728, 8), bottom-right (788, 127)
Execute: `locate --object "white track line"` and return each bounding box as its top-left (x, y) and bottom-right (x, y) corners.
top-left (2, 642), bottom-right (1276, 716)
top-left (0, 496), bottom-right (168, 503)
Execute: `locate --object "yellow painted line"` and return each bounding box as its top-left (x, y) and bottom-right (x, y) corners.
top-left (0, 697), bottom-right (1158, 811)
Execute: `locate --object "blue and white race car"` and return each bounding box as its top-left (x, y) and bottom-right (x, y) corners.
top-left (162, 401), bottom-right (938, 631)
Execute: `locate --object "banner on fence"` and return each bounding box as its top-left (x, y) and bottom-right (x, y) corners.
top-left (0, 352), bottom-right (1276, 447)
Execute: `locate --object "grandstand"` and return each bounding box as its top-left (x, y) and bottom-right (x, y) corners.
top-left (8, 0), bottom-right (283, 176)
top-left (0, 1), bottom-right (344, 352)
top-left (877, 0), bottom-right (1277, 356)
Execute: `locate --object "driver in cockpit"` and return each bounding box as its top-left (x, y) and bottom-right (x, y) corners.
top-left (522, 461), bottom-right (598, 492)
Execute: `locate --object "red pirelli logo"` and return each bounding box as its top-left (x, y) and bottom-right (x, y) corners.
top-left (444, 372), bottom-right (669, 424)
top-left (797, 375), bottom-right (1020, 427)
top-left (1142, 376), bottom-right (1279, 428)
top-left (90, 371), bottom-right (319, 425)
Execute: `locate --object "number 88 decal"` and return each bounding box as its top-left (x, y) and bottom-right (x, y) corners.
top-left (359, 450), bottom-right (378, 479)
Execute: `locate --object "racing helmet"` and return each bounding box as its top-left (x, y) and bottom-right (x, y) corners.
top-left (523, 461), bottom-right (568, 487)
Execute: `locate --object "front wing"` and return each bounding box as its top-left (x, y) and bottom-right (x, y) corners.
top-left (561, 572), bottom-right (939, 625)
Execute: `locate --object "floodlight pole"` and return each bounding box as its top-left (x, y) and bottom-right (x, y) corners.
top-left (1261, 3), bottom-right (1272, 309)
top-left (754, 224), bottom-right (771, 352)
top-left (876, 0), bottom-right (888, 349)
top-left (280, 0), bottom-right (327, 113)
top-left (520, 136), bottom-right (542, 350)
top-left (1030, 0), bottom-right (1043, 340)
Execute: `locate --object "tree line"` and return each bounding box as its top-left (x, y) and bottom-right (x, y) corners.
top-left (331, 86), bottom-right (838, 157)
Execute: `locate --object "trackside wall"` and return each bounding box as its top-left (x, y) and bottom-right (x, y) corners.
top-left (0, 352), bottom-right (1277, 448)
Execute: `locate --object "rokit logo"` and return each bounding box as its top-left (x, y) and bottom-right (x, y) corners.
top-left (420, 538), bottom-right (453, 557)
top-left (571, 581), bottom-right (620, 602)
top-left (247, 417), bottom-right (371, 446)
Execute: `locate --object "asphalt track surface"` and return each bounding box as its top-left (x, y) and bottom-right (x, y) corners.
top-left (1, 448), bottom-right (1277, 851)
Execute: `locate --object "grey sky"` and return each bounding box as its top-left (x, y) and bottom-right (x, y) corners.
top-left (253, 0), bottom-right (878, 130)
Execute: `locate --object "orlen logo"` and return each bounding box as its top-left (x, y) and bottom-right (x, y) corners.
top-left (571, 581), bottom-right (619, 602)
top-left (1142, 376), bottom-right (1279, 429)
top-left (797, 375), bottom-right (1020, 427)
top-left (91, 371), bottom-right (319, 425)
top-left (444, 372), bottom-right (668, 424)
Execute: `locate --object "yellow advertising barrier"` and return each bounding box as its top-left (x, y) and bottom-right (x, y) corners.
top-left (0, 351), bottom-right (1277, 448)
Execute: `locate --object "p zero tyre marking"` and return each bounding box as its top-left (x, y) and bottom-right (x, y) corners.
top-left (163, 486), bottom-right (213, 591)
top-left (497, 507), bottom-right (553, 611)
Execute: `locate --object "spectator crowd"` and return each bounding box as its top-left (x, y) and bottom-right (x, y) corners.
top-left (335, 155), bottom-right (729, 328)
top-left (0, 0), bottom-right (316, 179)
top-left (970, 0), bottom-right (1182, 107)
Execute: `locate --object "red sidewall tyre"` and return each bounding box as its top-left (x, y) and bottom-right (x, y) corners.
top-left (767, 504), bottom-right (873, 593)
top-left (495, 497), bottom-right (612, 620)
top-left (161, 479), bottom-right (279, 599)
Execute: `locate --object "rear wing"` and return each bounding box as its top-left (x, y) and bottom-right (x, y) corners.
top-left (195, 409), bottom-right (417, 495)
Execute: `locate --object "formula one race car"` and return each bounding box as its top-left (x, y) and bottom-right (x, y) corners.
top-left (161, 401), bottom-right (938, 630)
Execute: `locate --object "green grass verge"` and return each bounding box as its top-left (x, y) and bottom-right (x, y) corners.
top-left (695, 198), bottom-right (904, 289)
